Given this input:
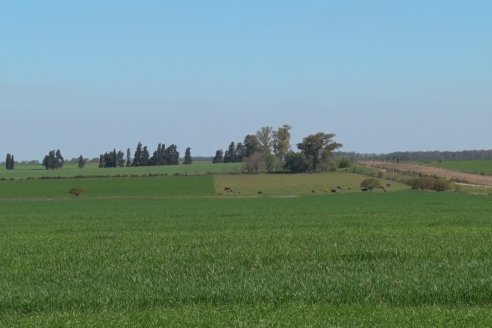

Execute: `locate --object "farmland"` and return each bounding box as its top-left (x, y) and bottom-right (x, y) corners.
top-left (416, 160), bottom-right (492, 176)
top-left (0, 162), bottom-right (244, 180)
top-left (1, 173), bottom-right (492, 326)
top-left (215, 171), bottom-right (408, 196)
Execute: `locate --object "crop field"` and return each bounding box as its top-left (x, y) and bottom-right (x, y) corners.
top-left (215, 171), bottom-right (408, 196)
top-left (0, 175), bottom-right (215, 199)
top-left (1, 174), bottom-right (492, 326)
top-left (0, 162), bottom-right (243, 180)
top-left (416, 160), bottom-right (492, 176)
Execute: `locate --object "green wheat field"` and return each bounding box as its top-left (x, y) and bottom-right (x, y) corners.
top-left (1, 167), bottom-right (492, 326)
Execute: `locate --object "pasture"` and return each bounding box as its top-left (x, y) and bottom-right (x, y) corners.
top-left (215, 171), bottom-right (408, 196)
top-left (1, 174), bottom-right (492, 326)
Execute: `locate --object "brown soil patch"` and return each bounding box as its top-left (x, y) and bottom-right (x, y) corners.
top-left (360, 161), bottom-right (492, 187)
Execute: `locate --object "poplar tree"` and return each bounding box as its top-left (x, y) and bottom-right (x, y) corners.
top-left (78, 155), bottom-right (86, 169)
top-left (184, 147), bottom-right (192, 164)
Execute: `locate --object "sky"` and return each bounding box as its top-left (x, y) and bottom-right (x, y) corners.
top-left (1, 1), bottom-right (491, 160)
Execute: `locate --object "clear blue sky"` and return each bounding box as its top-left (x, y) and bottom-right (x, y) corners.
top-left (1, 1), bottom-right (491, 160)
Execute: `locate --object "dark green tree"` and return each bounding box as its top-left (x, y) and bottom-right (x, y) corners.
top-left (243, 135), bottom-right (260, 158)
top-left (284, 152), bottom-right (308, 173)
top-left (78, 155), bottom-right (86, 169)
top-left (297, 133), bottom-right (342, 172)
top-left (212, 150), bottom-right (223, 163)
top-left (99, 155), bottom-right (104, 168)
top-left (42, 150), bottom-right (64, 170)
top-left (142, 146), bottom-right (150, 166)
top-left (55, 150), bottom-right (65, 169)
top-left (6, 154), bottom-right (11, 170)
top-left (164, 145), bottom-right (179, 165)
top-left (117, 151), bottom-right (125, 167)
top-left (236, 143), bottom-right (245, 162)
top-left (224, 142), bottom-right (237, 163)
top-left (184, 147), bottom-right (192, 165)
top-left (133, 142), bottom-right (143, 166)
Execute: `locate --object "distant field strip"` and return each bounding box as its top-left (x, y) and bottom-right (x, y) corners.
top-left (0, 162), bottom-right (243, 180)
top-left (214, 171), bottom-right (408, 196)
top-left (361, 161), bottom-right (492, 186)
top-left (0, 175), bottom-right (216, 199)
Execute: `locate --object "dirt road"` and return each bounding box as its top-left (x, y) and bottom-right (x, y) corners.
top-left (360, 161), bottom-right (492, 187)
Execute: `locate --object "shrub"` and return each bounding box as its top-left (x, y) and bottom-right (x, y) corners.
top-left (336, 157), bottom-right (352, 169)
top-left (406, 177), bottom-right (452, 192)
top-left (360, 178), bottom-right (382, 190)
top-left (69, 187), bottom-right (85, 197)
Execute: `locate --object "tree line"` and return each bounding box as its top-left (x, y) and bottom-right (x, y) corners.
top-left (213, 125), bottom-right (342, 173)
top-left (98, 142), bottom-right (191, 168)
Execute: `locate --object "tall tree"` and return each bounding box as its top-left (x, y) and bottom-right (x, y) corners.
top-left (117, 151), bottom-right (125, 167)
top-left (6, 154), bottom-right (11, 170)
top-left (78, 155), bottom-right (86, 169)
top-left (256, 126), bottom-right (273, 155)
top-left (10, 155), bottom-right (14, 170)
top-left (133, 142), bottom-right (143, 166)
top-left (273, 125), bottom-right (291, 164)
top-left (224, 142), bottom-right (237, 163)
top-left (236, 142), bottom-right (245, 162)
top-left (243, 135), bottom-right (260, 158)
top-left (184, 147), bottom-right (192, 165)
top-left (212, 150), bottom-right (223, 163)
top-left (297, 133), bottom-right (342, 172)
top-left (165, 144), bottom-right (179, 165)
top-left (55, 150), bottom-right (65, 169)
top-left (126, 148), bottom-right (132, 167)
top-left (142, 146), bottom-right (150, 166)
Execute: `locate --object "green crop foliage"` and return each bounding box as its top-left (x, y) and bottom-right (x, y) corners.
top-left (0, 175), bottom-right (215, 199)
top-left (1, 188), bottom-right (492, 326)
top-left (0, 162), bottom-right (244, 180)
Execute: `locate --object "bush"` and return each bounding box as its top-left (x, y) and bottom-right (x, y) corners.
top-left (69, 187), bottom-right (85, 197)
top-left (336, 157), bottom-right (352, 169)
top-left (407, 177), bottom-right (452, 192)
top-left (360, 178), bottom-right (382, 190)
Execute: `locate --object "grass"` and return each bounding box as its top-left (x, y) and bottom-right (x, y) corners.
top-left (415, 160), bottom-right (492, 176)
top-left (0, 175), bottom-right (215, 199)
top-left (1, 184), bottom-right (492, 326)
top-left (0, 162), bottom-right (244, 180)
top-left (215, 171), bottom-right (408, 196)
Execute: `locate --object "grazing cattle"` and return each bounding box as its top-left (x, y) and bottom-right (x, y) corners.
top-left (361, 188), bottom-right (368, 192)
top-left (386, 183), bottom-right (391, 187)
top-left (331, 189), bottom-right (337, 193)
top-left (311, 190), bottom-right (316, 193)
top-left (258, 191), bottom-right (263, 195)
top-left (224, 187), bottom-right (234, 193)
top-left (336, 186), bottom-right (342, 190)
